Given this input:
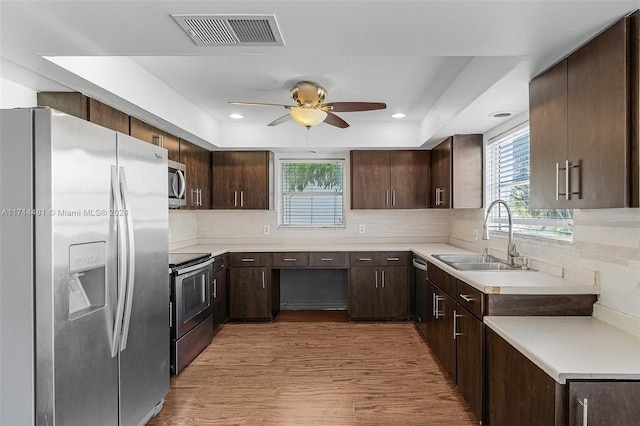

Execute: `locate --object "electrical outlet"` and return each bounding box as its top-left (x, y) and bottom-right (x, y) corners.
top-left (473, 228), bottom-right (478, 240)
top-left (359, 224), bottom-right (365, 234)
top-left (263, 225), bottom-right (270, 235)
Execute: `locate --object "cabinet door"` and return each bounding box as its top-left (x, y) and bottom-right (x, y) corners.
top-left (212, 151), bottom-right (242, 209)
top-left (529, 60), bottom-right (569, 209)
top-left (239, 151), bottom-right (270, 209)
top-left (212, 264), bottom-right (227, 329)
top-left (456, 307), bottom-right (483, 422)
top-left (350, 150), bottom-right (391, 209)
top-left (568, 381), bottom-right (640, 426)
top-left (389, 150), bottom-right (430, 208)
top-left (378, 266), bottom-right (408, 319)
top-left (567, 17), bottom-right (630, 208)
top-left (181, 140), bottom-right (211, 209)
top-left (451, 135), bottom-right (483, 208)
top-left (430, 138), bottom-right (452, 208)
top-left (229, 267), bottom-right (270, 319)
top-left (348, 267), bottom-right (378, 319)
top-left (434, 286), bottom-right (456, 382)
top-left (129, 117), bottom-right (180, 162)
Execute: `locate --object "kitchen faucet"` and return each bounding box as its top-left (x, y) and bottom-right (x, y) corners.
top-left (483, 199), bottom-right (519, 266)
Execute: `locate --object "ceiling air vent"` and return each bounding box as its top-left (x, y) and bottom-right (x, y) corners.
top-left (172, 14), bottom-right (284, 46)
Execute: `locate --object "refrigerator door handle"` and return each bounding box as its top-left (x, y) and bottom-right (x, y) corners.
top-left (111, 166), bottom-right (127, 358)
top-left (119, 167), bottom-right (136, 351)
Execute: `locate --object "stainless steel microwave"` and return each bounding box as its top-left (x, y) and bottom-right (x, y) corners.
top-left (168, 160), bottom-right (186, 208)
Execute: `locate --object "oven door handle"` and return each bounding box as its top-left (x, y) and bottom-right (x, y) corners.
top-left (175, 257), bottom-right (214, 275)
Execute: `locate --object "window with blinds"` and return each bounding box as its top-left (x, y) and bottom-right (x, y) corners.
top-left (279, 160), bottom-right (345, 227)
top-left (486, 124), bottom-right (573, 240)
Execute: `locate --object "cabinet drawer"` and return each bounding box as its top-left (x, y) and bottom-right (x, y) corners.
top-left (229, 252), bottom-right (271, 267)
top-left (272, 252), bottom-right (309, 267)
top-left (456, 280), bottom-right (484, 319)
top-left (309, 251), bottom-right (347, 268)
top-left (380, 251), bottom-right (409, 266)
top-left (350, 252), bottom-right (380, 266)
top-left (427, 261), bottom-right (457, 297)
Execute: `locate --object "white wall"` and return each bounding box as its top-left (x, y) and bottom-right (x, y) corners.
top-left (0, 78), bottom-right (36, 108)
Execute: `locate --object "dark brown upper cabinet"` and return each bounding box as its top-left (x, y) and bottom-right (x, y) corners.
top-left (212, 151), bottom-right (270, 210)
top-left (180, 139), bottom-right (212, 210)
top-left (430, 135), bottom-right (483, 209)
top-left (530, 11), bottom-right (639, 209)
top-left (130, 117), bottom-right (180, 162)
top-left (350, 150), bottom-right (430, 209)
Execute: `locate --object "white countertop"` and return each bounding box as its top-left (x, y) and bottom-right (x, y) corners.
top-left (484, 316), bottom-right (640, 384)
top-left (172, 242), bottom-right (598, 296)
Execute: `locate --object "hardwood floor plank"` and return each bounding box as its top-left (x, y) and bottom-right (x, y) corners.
top-left (149, 315), bottom-right (477, 425)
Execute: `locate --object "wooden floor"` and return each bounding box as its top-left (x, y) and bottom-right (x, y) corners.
top-left (149, 311), bottom-right (478, 425)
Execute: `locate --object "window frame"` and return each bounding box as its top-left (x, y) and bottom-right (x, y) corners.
top-left (277, 158), bottom-right (346, 228)
top-left (485, 121), bottom-right (574, 242)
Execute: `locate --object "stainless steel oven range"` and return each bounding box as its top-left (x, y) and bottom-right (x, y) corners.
top-left (169, 253), bottom-right (214, 375)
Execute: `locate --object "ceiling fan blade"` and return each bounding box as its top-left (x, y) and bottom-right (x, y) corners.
top-left (324, 112), bottom-right (350, 128)
top-left (267, 114), bottom-right (293, 127)
top-left (228, 101), bottom-right (293, 109)
top-left (323, 102), bottom-right (387, 112)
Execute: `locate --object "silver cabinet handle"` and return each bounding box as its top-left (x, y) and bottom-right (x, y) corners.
top-left (453, 310), bottom-right (463, 340)
top-left (262, 270), bottom-right (265, 289)
top-left (169, 302), bottom-right (173, 327)
top-left (385, 190), bottom-right (389, 207)
top-left (392, 190), bottom-right (396, 206)
top-left (240, 190), bottom-right (244, 207)
top-left (459, 294), bottom-right (473, 303)
top-left (375, 270), bottom-right (378, 289)
top-left (578, 398), bottom-right (588, 426)
top-left (213, 278), bottom-right (217, 299)
top-left (381, 270), bottom-right (385, 288)
top-left (358, 258), bottom-right (372, 262)
top-left (283, 258), bottom-right (297, 262)
top-left (320, 258), bottom-right (334, 262)
top-left (241, 258), bottom-right (255, 262)
top-left (557, 160), bottom-right (581, 200)
top-left (386, 257), bottom-right (400, 262)
top-left (434, 295), bottom-right (443, 319)
top-left (234, 190), bottom-right (238, 207)
top-left (152, 134), bottom-right (164, 147)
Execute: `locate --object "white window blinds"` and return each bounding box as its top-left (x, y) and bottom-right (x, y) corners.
top-left (486, 124), bottom-right (573, 240)
top-left (280, 160), bottom-right (345, 227)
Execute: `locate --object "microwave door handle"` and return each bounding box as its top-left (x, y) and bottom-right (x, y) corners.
top-left (119, 167), bottom-right (136, 352)
top-left (110, 166), bottom-right (127, 358)
top-left (177, 169), bottom-right (186, 199)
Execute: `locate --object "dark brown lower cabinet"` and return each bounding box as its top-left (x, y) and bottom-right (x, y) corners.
top-left (348, 266), bottom-right (408, 320)
top-left (487, 327), bottom-right (640, 425)
top-left (455, 306), bottom-right (483, 422)
top-left (212, 254), bottom-right (228, 329)
top-left (430, 284), bottom-right (457, 382)
top-left (229, 267), bottom-right (274, 320)
top-left (486, 328), bottom-right (563, 426)
top-left (568, 381), bottom-right (640, 425)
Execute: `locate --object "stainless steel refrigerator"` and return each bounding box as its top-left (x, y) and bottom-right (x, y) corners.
top-left (0, 108), bottom-right (170, 425)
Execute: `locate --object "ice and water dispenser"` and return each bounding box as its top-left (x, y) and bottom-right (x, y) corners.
top-left (68, 242), bottom-right (107, 320)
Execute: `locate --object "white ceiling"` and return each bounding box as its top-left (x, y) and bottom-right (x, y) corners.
top-left (1, 0), bottom-right (638, 151)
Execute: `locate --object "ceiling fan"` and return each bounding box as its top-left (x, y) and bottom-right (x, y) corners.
top-left (228, 81), bottom-right (387, 129)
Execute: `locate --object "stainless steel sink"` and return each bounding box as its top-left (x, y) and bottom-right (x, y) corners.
top-left (432, 253), bottom-right (502, 264)
top-left (449, 262), bottom-right (519, 271)
top-left (432, 253), bottom-right (525, 271)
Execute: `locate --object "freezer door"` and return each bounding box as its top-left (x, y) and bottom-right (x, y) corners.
top-left (35, 109), bottom-right (120, 425)
top-left (116, 132), bottom-right (170, 425)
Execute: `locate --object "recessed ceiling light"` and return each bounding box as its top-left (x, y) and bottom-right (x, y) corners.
top-left (392, 113), bottom-right (406, 119)
top-left (489, 111), bottom-right (512, 118)
top-left (229, 113), bottom-right (244, 119)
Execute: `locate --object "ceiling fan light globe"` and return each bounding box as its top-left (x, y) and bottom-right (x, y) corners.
top-left (290, 108), bottom-right (327, 127)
